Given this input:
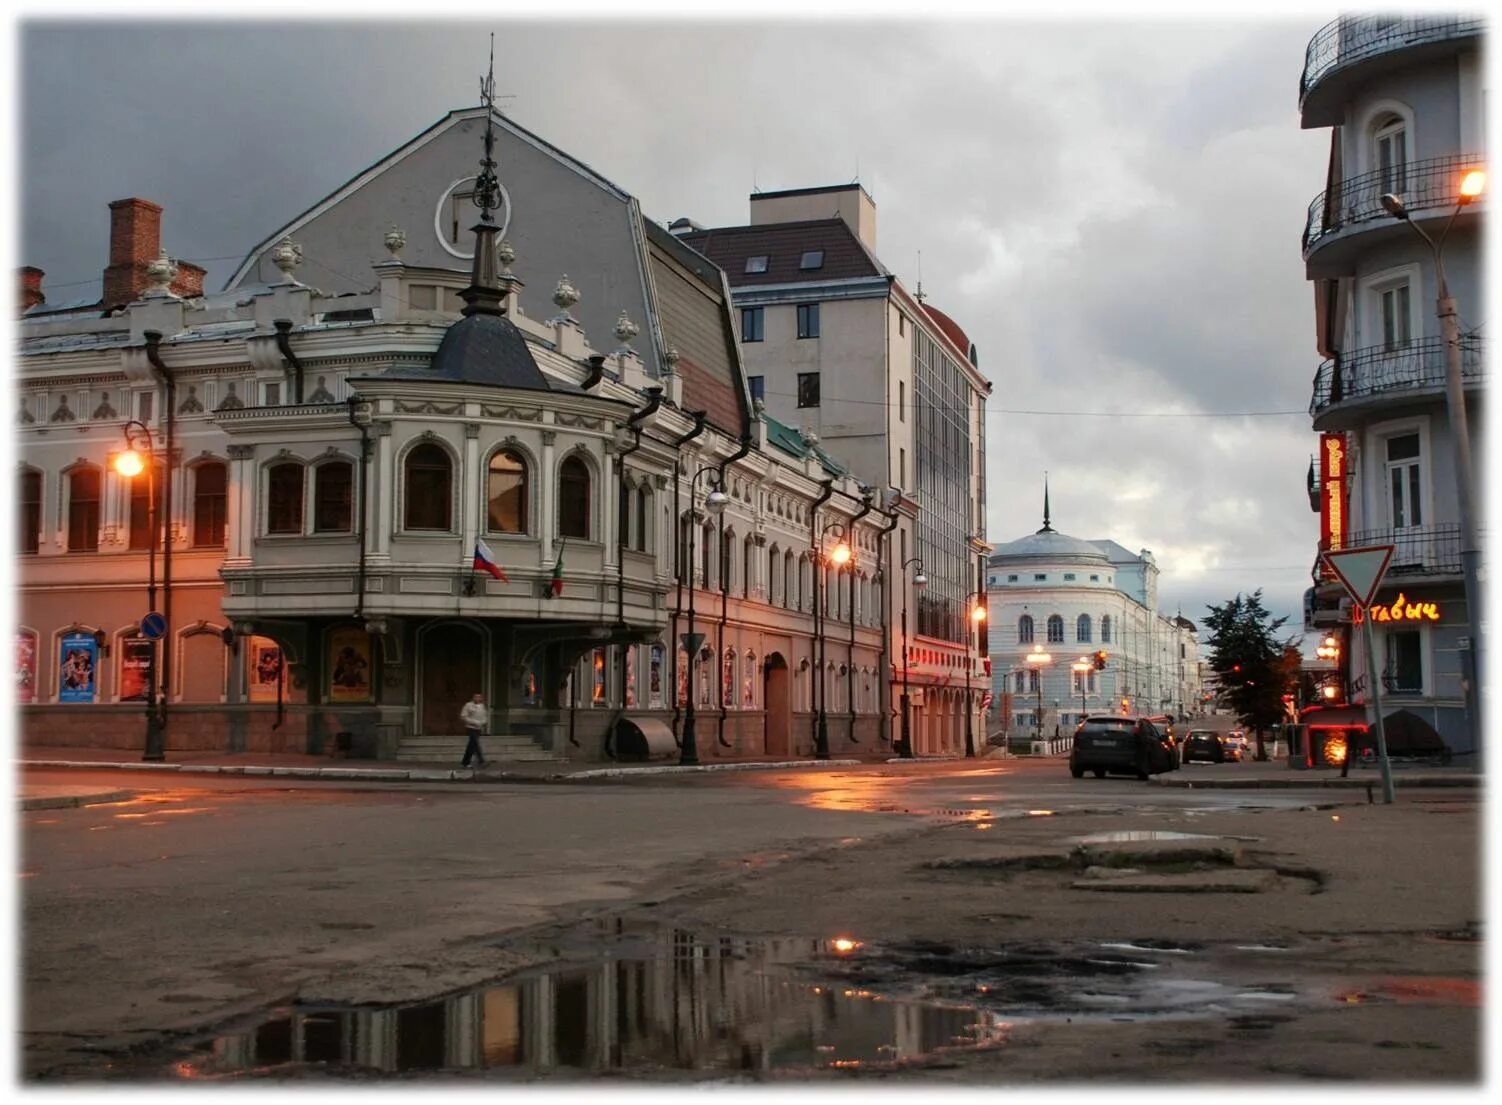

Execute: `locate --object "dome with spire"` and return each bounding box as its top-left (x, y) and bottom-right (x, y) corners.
top-left (988, 477), bottom-right (1112, 567)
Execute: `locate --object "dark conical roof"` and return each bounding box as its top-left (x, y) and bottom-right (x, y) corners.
top-left (380, 311), bottom-right (556, 391)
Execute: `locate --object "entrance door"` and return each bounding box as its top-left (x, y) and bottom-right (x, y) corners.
top-left (421, 623), bottom-right (484, 735)
top-left (763, 653), bottom-right (790, 758)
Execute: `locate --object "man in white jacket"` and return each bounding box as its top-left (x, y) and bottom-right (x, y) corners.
top-left (460, 693), bottom-right (488, 768)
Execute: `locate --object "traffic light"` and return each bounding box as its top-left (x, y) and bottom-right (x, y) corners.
top-left (1093, 650), bottom-right (1108, 671)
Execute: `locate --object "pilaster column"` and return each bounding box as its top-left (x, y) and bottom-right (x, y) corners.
top-left (372, 421), bottom-right (393, 557)
top-left (540, 430), bottom-right (557, 564)
top-left (226, 444), bottom-right (255, 562)
top-left (601, 446), bottom-right (616, 569)
top-left (462, 423), bottom-right (481, 564)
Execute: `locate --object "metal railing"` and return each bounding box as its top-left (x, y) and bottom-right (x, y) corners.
top-left (1301, 15), bottom-right (1483, 103)
top-left (1304, 153), bottom-right (1485, 254)
top-left (1310, 336), bottom-right (1486, 414)
top-left (1348, 524), bottom-right (1463, 577)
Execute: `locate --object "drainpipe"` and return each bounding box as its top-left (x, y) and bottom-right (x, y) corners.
top-left (715, 435), bottom-right (754, 746)
top-left (346, 395), bottom-right (371, 621)
top-left (273, 319), bottom-right (305, 404)
top-left (809, 478), bottom-right (835, 758)
top-left (846, 492), bottom-right (874, 744)
top-left (608, 387), bottom-right (663, 759)
top-left (143, 332), bottom-right (174, 752)
top-left (875, 501), bottom-right (901, 750)
top-left (668, 411), bottom-right (708, 743)
top-left (582, 353), bottom-right (607, 391)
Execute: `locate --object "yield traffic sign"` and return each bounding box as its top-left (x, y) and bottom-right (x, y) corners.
top-left (1322, 545), bottom-right (1395, 608)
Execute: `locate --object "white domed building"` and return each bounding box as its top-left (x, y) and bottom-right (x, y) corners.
top-left (986, 491), bottom-right (1204, 737)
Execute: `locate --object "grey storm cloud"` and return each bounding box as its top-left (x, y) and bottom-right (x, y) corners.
top-left (19, 16), bottom-right (1331, 635)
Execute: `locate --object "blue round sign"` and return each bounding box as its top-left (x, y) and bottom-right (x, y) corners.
top-left (140, 612), bottom-right (167, 640)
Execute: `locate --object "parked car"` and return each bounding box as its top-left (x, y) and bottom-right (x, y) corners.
top-left (1181, 730), bottom-right (1238, 764)
top-left (1070, 715), bottom-right (1177, 781)
top-left (1145, 715), bottom-right (1181, 769)
top-left (1224, 731), bottom-right (1250, 757)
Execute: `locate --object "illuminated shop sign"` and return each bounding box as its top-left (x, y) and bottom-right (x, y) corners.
top-left (1353, 593), bottom-right (1441, 624)
top-left (1319, 433), bottom-right (1348, 581)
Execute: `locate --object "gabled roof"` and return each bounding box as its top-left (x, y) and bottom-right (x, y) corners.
top-left (679, 219), bottom-right (888, 287)
top-left (225, 106), bottom-right (635, 291)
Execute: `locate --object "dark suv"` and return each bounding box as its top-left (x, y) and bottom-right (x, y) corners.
top-left (1070, 715), bottom-right (1176, 781)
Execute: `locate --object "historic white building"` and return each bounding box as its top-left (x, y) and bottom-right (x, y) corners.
top-left (985, 494), bottom-right (1202, 735)
top-left (16, 100), bottom-right (896, 762)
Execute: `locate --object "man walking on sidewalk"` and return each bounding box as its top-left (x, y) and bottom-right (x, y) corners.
top-left (460, 693), bottom-right (488, 768)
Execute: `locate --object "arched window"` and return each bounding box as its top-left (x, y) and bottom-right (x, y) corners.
top-left (558, 455), bottom-right (590, 539)
top-left (676, 646), bottom-right (688, 707)
top-left (1373, 113), bottom-right (1408, 195)
top-left (768, 546), bottom-right (781, 605)
top-left (313, 461), bottom-right (353, 534)
top-left (192, 462), bottom-right (228, 547)
top-left (1076, 614), bottom-right (1092, 643)
top-left (701, 521), bottom-right (715, 587)
top-left (1047, 614), bottom-right (1064, 643)
top-left (19, 468), bottom-right (41, 554)
top-left (723, 648), bottom-right (736, 709)
top-left (698, 648), bottom-right (714, 707)
top-left (67, 468), bottom-right (101, 552)
top-left (744, 534), bottom-right (756, 598)
top-left (1014, 671), bottom-right (1025, 693)
top-left (784, 550), bottom-right (794, 609)
top-left (677, 514), bottom-right (693, 582)
top-left (126, 463), bottom-right (163, 550)
top-left (404, 444), bottom-right (451, 530)
top-left (1101, 615), bottom-right (1113, 643)
top-left (744, 652), bottom-right (756, 707)
top-left (720, 528), bottom-right (735, 593)
top-left (487, 450), bottom-right (528, 534)
top-left (648, 644), bottom-right (665, 707)
top-left (1017, 614), bottom-right (1034, 644)
top-left (634, 486), bottom-right (650, 552)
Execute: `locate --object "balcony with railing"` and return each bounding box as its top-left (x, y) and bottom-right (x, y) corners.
top-left (1309, 335), bottom-right (1486, 424)
top-left (1301, 14), bottom-right (1484, 126)
top-left (1310, 524), bottom-right (1465, 587)
top-left (1303, 153), bottom-right (1485, 266)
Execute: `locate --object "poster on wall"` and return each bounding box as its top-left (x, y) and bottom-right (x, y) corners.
top-left (625, 647), bottom-right (637, 708)
top-left (58, 631), bottom-right (98, 703)
top-left (16, 633), bottom-right (37, 705)
top-left (119, 638), bottom-right (154, 702)
top-left (247, 637), bottom-right (284, 703)
top-left (648, 646), bottom-right (664, 708)
top-left (328, 627), bottom-right (372, 703)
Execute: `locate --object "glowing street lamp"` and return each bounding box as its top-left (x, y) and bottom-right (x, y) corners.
top-left (113, 421), bottom-right (165, 761)
top-left (681, 471), bottom-right (728, 766)
top-left (1024, 646), bottom-right (1052, 739)
top-left (1071, 656), bottom-right (1091, 716)
top-left (898, 558), bottom-right (925, 759)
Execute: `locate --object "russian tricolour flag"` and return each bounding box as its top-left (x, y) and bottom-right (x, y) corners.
top-left (473, 539), bottom-right (508, 582)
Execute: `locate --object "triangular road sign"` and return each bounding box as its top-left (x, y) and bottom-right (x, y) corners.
top-left (1323, 544), bottom-right (1395, 607)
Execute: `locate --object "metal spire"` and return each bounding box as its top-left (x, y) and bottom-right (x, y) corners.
top-left (459, 34), bottom-right (504, 317)
top-left (1037, 472), bottom-right (1054, 534)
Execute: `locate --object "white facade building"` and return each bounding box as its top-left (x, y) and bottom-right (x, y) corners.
top-left (985, 499), bottom-right (1202, 736)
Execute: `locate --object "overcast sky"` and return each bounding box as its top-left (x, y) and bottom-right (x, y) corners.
top-left (18, 12), bottom-right (1339, 643)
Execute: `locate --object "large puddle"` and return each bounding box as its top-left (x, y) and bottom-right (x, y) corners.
top-left (162, 930), bottom-right (1007, 1080)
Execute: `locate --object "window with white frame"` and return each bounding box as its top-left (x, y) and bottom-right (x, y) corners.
top-left (1380, 282), bottom-right (1412, 352)
top-left (1373, 115), bottom-right (1408, 195)
top-left (1384, 431), bottom-right (1423, 530)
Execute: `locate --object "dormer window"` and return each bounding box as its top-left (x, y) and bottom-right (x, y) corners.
top-left (799, 250), bottom-right (824, 271)
top-left (744, 255), bottom-right (769, 274)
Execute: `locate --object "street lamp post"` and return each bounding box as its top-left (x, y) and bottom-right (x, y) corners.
top-left (680, 469), bottom-right (729, 766)
top-left (1071, 657), bottom-right (1091, 720)
top-left (899, 558), bottom-right (927, 758)
top-left (814, 522), bottom-right (853, 760)
top-left (113, 421), bottom-right (165, 761)
top-left (1380, 171), bottom-right (1484, 749)
top-left (964, 593), bottom-right (987, 758)
top-left (1025, 645), bottom-right (1052, 741)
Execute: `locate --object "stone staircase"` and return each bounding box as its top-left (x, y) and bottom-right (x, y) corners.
top-left (394, 733), bottom-right (564, 763)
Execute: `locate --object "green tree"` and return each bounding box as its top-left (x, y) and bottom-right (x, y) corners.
top-left (1202, 591), bottom-right (1301, 761)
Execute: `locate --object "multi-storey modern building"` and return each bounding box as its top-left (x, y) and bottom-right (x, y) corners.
top-left (679, 188), bottom-right (993, 757)
top-left (16, 104), bottom-right (893, 763)
top-left (1298, 14), bottom-right (1485, 758)
top-left (985, 493), bottom-right (1202, 736)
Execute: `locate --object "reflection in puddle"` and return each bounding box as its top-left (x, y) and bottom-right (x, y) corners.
top-left (168, 929), bottom-right (1008, 1079)
top-left (1067, 830), bottom-right (1224, 844)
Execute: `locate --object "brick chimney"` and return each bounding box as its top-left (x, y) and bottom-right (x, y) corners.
top-left (172, 261), bottom-right (206, 299)
top-left (102, 197), bottom-right (163, 308)
top-left (19, 266), bottom-right (44, 313)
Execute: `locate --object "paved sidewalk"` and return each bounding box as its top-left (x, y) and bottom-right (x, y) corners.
top-left (16, 746), bottom-right (873, 785)
top-left (1158, 756), bottom-right (1479, 789)
top-left (20, 784), bottom-right (135, 811)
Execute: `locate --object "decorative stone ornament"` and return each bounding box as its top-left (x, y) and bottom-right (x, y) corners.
top-left (384, 226), bottom-right (407, 259)
top-left (496, 239), bottom-right (516, 273)
top-left (18, 396), bottom-right (35, 425)
top-left (551, 274), bottom-right (580, 314)
top-left (307, 376), bottom-right (335, 404)
top-left (216, 382), bottom-right (245, 411)
top-left (613, 310), bottom-right (640, 347)
top-left (271, 237), bottom-right (304, 281)
top-left (662, 345), bottom-right (681, 373)
top-left (49, 395), bottom-right (76, 423)
top-left (145, 252), bottom-right (178, 297)
top-left (90, 393), bottom-right (118, 420)
top-left (178, 386), bottom-right (205, 414)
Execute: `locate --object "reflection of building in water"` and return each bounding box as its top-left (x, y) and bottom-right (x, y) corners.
top-left (194, 929), bottom-right (992, 1076)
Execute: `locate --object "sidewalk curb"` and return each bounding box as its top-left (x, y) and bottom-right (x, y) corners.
top-left (20, 789), bottom-right (134, 811)
top-left (1152, 776), bottom-right (1480, 789)
top-left (18, 757), bottom-right (868, 784)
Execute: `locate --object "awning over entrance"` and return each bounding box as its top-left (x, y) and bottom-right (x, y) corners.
top-left (614, 717), bottom-right (677, 761)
